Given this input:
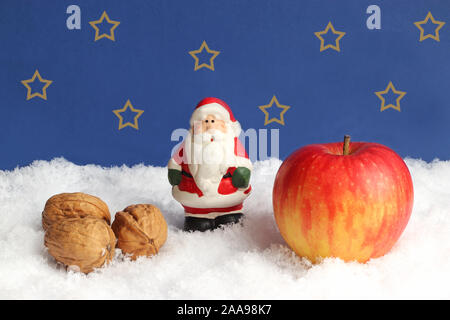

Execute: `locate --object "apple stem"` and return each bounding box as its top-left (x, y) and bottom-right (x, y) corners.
top-left (343, 135), bottom-right (350, 155)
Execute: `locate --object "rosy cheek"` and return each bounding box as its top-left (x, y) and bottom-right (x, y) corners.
top-left (192, 122), bottom-right (203, 133)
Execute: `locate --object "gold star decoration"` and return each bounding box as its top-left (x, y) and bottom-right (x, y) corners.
top-left (314, 22), bottom-right (346, 52)
top-left (113, 99), bottom-right (144, 130)
top-left (258, 95), bottom-right (291, 126)
top-left (414, 12), bottom-right (445, 42)
top-left (89, 11), bottom-right (121, 41)
top-left (21, 69), bottom-right (53, 100)
top-left (375, 81), bottom-right (407, 112)
top-left (188, 41), bottom-right (220, 71)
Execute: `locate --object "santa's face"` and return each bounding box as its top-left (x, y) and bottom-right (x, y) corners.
top-left (190, 114), bottom-right (233, 165)
top-left (193, 114), bottom-right (227, 139)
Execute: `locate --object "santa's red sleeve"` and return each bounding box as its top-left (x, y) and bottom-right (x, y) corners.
top-left (234, 137), bottom-right (252, 170)
top-left (168, 142), bottom-right (184, 171)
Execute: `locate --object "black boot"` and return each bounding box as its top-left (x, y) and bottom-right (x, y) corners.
top-left (184, 217), bottom-right (215, 232)
top-left (214, 213), bottom-right (244, 229)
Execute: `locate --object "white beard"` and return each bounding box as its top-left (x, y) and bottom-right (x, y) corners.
top-left (184, 126), bottom-right (237, 196)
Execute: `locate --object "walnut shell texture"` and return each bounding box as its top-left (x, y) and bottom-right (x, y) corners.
top-left (112, 204), bottom-right (168, 260)
top-left (42, 192), bottom-right (111, 231)
top-left (44, 217), bottom-right (116, 274)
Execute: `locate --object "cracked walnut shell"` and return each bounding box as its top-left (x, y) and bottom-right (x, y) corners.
top-left (112, 204), bottom-right (168, 260)
top-left (42, 192), bottom-right (111, 231)
top-left (44, 217), bottom-right (116, 274)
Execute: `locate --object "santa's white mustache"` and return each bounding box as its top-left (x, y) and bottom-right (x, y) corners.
top-left (195, 129), bottom-right (226, 142)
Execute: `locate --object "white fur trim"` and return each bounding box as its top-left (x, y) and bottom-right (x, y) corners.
top-left (168, 158), bottom-right (181, 170)
top-left (172, 186), bottom-right (250, 209)
top-left (190, 103), bottom-right (233, 125)
top-left (236, 156), bottom-right (253, 170)
top-left (231, 121), bottom-right (241, 136)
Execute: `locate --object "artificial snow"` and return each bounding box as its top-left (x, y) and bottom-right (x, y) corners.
top-left (0, 157), bottom-right (449, 299)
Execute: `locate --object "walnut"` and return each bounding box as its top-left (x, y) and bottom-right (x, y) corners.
top-left (44, 217), bottom-right (116, 274)
top-left (42, 192), bottom-right (111, 231)
top-left (112, 204), bottom-right (168, 260)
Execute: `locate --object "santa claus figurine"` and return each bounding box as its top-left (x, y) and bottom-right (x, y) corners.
top-left (168, 97), bottom-right (252, 232)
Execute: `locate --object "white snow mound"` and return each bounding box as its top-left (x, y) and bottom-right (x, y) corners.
top-left (0, 157), bottom-right (449, 299)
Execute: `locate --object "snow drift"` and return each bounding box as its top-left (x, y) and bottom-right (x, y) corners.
top-left (0, 157), bottom-right (449, 299)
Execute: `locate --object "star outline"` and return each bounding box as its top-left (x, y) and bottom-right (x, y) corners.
top-left (89, 11), bottom-right (121, 42)
top-left (414, 11), bottom-right (445, 42)
top-left (20, 69), bottom-right (53, 100)
top-left (375, 81), bottom-right (407, 112)
top-left (113, 99), bottom-right (144, 130)
top-left (188, 41), bottom-right (220, 71)
top-left (314, 21), bottom-right (346, 52)
top-left (258, 95), bottom-right (291, 126)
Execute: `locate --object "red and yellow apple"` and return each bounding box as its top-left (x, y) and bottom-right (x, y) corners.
top-left (273, 136), bottom-right (414, 263)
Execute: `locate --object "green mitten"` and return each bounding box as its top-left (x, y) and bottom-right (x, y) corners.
top-left (231, 167), bottom-right (251, 188)
top-left (168, 169), bottom-right (182, 186)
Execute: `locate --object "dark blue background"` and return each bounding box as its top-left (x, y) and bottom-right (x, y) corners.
top-left (1, 0), bottom-right (449, 170)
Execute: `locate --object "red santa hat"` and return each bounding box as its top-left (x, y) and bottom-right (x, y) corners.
top-left (190, 97), bottom-right (241, 136)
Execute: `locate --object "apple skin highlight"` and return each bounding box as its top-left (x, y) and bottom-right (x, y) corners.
top-left (273, 141), bottom-right (414, 263)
